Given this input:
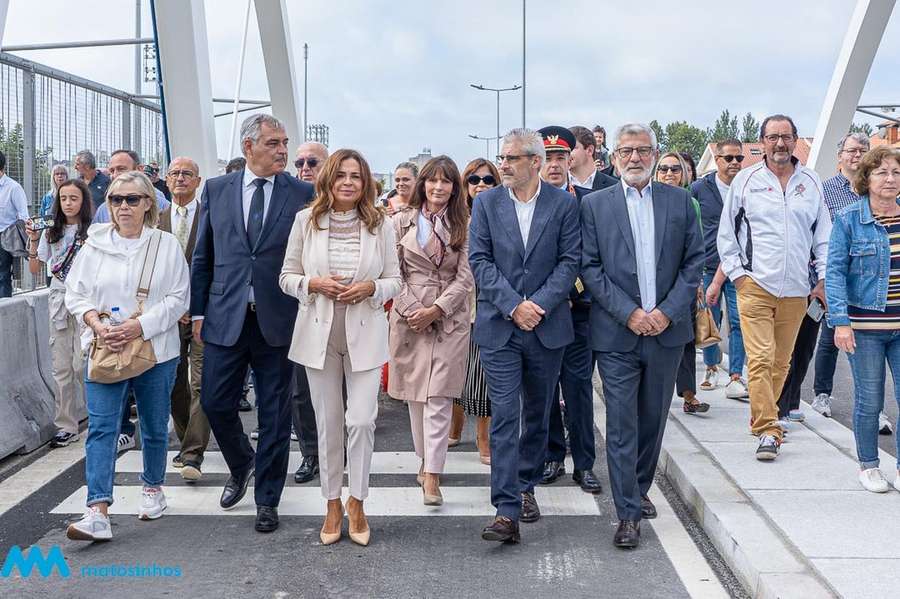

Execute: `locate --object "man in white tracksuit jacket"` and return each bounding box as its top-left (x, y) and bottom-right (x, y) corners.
top-left (717, 114), bottom-right (831, 461)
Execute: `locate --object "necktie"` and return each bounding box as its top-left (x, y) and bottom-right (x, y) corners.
top-left (247, 178), bottom-right (266, 249)
top-left (175, 205), bottom-right (189, 252)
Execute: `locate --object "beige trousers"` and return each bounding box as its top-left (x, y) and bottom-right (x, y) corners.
top-left (407, 397), bottom-right (453, 473)
top-left (49, 311), bottom-right (85, 434)
top-left (305, 303), bottom-right (381, 501)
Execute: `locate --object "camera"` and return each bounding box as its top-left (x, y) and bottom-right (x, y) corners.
top-left (31, 217), bottom-right (54, 231)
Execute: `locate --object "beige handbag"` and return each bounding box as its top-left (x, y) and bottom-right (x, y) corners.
top-left (88, 231), bottom-right (162, 384)
top-left (694, 287), bottom-right (722, 349)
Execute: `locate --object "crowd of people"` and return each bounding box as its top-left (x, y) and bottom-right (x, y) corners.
top-left (8, 109), bottom-right (900, 551)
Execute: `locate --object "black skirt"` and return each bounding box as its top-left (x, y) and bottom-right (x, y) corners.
top-left (456, 331), bottom-right (491, 417)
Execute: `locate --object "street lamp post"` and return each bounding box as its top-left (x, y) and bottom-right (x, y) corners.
top-left (470, 83), bottom-right (522, 157)
top-left (469, 134), bottom-right (501, 160)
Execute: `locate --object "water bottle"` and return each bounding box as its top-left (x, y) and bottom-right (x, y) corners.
top-left (109, 307), bottom-right (123, 326)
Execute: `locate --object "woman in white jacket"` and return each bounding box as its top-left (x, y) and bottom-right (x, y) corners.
top-left (64, 171), bottom-right (189, 542)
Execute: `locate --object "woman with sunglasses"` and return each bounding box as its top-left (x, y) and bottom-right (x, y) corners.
top-left (64, 171), bottom-right (189, 541)
top-left (387, 162), bottom-right (419, 214)
top-left (447, 158), bottom-right (501, 464)
top-left (25, 178), bottom-right (93, 448)
top-left (655, 152), bottom-right (710, 415)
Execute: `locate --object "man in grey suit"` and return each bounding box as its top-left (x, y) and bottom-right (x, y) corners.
top-left (581, 123), bottom-right (703, 548)
top-left (469, 128), bottom-right (580, 544)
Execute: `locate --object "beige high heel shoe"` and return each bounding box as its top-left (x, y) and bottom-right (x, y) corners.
top-left (346, 496), bottom-right (370, 546)
top-left (476, 417), bottom-right (491, 466)
top-left (320, 498), bottom-right (343, 545)
top-left (448, 404), bottom-right (465, 447)
top-left (423, 473), bottom-right (443, 506)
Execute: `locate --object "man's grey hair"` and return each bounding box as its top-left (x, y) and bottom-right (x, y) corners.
top-left (837, 132), bottom-right (870, 152)
top-left (75, 150), bottom-right (96, 169)
top-left (240, 114), bottom-right (285, 145)
top-left (501, 128), bottom-right (545, 164)
top-left (612, 123), bottom-right (658, 150)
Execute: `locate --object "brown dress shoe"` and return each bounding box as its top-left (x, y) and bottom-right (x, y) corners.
top-left (640, 495), bottom-right (657, 519)
top-left (481, 516), bottom-right (520, 543)
top-left (520, 491), bottom-right (541, 523)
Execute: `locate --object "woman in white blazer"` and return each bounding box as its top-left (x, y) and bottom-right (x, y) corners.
top-left (64, 171), bottom-right (189, 542)
top-left (280, 149), bottom-right (400, 547)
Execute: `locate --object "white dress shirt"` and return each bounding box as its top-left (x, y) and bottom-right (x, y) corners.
top-left (570, 170), bottom-right (596, 190)
top-left (0, 174), bottom-right (29, 230)
top-left (243, 168), bottom-right (275, 303)
top-left (623, 180), bottom-right (657, 312)
top-left (508, 180), bottom-right (541, 249)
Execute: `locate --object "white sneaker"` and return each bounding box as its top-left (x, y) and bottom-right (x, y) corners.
top-left (700, 368), bottom-right (718, 391)
top-left (811, 393), bottom-right (833, 418)
top-left (878, 412), bottom-right (893, 435)
top-left (724, 378), bottom-right (750, 400)
top-left (138, 486), bottom-right (167, 520)
top-left (66, 507), bottom-right (112, 542)
top-left (859, 468), bottom-right (890, 493)
top-left (117, 433), bottom-right (136, 452)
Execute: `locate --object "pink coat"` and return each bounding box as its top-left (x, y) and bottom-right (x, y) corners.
top-left (388, 208), bottom-right (474, 402)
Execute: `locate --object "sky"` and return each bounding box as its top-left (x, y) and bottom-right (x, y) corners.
top-left (4, 0), bottom-right (900, 173)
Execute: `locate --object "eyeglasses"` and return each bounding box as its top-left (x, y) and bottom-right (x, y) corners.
top-left (167, 170), bottom-right (195, 179)
top-left (763, 134), bottom-right (796, 144)
top-left (656, 165), bottom-right (683, 174)
top-left (716, 154), bottom-right (745, 163)
top-left (496, 154), bottom-right (533, 164)
top-left (294, 158), bottom-right (320, 169)
top-left (467, 174), bottom-right (497, 186)
top-left (614, 146), bottom-right (654, 159)
top-left (108, 194), bottom-right (147, 207)
top-left (841, 148), bottom-right (867, 156)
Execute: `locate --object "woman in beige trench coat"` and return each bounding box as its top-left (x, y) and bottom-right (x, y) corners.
top-left (388, 155), bottom-right (474, 506)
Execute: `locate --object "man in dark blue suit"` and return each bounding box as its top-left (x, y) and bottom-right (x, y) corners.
top-left (470, 128), bottom-right (580, 544)
top-left (191, 114), bottom-right (314, 533)
top-left (581, 123), bottom-right (703, 549)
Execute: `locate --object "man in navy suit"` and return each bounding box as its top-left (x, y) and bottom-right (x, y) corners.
top-left (581, 123), bottom-right (703, 549)
top-left (470, 128), bottom-right (580, 544)
top-left (191, 114), bottom-right (314, 533)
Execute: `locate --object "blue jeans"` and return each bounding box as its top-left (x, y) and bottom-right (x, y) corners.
top-left (0, 246), bottom-right (12, 298)
top-left (813, 323), bottom-right (839, 396)
top-left (702, 272), bottom-right (745, 375)
top-left (84, 357), bottom-right (178, 506)
top-left (847, 330), bottom-right (900, 470)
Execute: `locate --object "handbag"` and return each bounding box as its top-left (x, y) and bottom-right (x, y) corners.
top-left (88, 231), bottom-right (162, 384)
top-left (694, 287), bottom-right (722, 349)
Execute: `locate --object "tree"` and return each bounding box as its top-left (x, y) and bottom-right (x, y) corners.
top-left (849, 122), bottom-right (874, 137)
top-left (741, 113), bottom-right (760, 142)
top-left (708, 109), bottom-right (739, 143)
top-left (664, 121), bottom-right (708, 163)
top-left (649, 119), bottom-right (667, 151)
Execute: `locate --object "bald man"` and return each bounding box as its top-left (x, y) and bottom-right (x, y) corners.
top-left (159, 156), bottom-right (211, 481)
top-left (290, 141), bottom-right (330, 483)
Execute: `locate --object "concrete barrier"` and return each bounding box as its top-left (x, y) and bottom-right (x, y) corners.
top-left (0, 289), bottom-right (84, 459)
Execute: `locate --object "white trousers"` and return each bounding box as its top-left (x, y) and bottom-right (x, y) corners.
top-left (50, 311), bottom-right (85, 434)
top-left (305, 304), bottom-right (380, 501)
top-left (407, 397), bottom-right (453, 473)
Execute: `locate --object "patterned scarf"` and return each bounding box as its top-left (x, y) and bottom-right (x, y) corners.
top-left (421, 205), bottom-right (450, 267)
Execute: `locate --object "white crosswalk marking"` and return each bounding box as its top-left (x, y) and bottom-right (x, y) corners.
top-left (52, 451), bottom-right (594, 517)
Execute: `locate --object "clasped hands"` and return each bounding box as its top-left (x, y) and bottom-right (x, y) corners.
top-left (309, 275), bottom-right (375, 305)
top-left (92, 318), bottom-right (144, 353)
top-left (512, 300), bottom-right (545, 331)
top-left (627, 308), bottom-right (670, 336)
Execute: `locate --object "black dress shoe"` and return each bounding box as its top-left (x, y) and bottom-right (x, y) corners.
top-left (572, 469), bottom-right (603, 494)
top-left (481, 516), bottom-right (520, 543)
top-left (640, 495), bottom-right (657, 519)
top-left (614, 520), bottom-right (640, 549)
top-left (238, 396), bottom-right (253, 412)
top-left (540, 461), bottom-right (566, 485)
top-left (294, 455), bottom-right (319, 484)
top-left (520, 491), bottom-right (541, 523)
top-left (220, 466), bottom-right (254, 510)
top-left (255, 506), bottom-right (279, 533)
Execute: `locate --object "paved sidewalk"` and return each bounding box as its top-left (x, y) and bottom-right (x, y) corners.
top-left (656, 355), bottom-right (899, 599)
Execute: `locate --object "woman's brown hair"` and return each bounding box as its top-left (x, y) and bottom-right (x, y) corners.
top-left (461, 158), bottom-right (501, 211)
top-left (854, 146), bottom-right (900, 197)
top-left (408, 155), bottom-right (468, 251)
top-left (47, 179), bottom-right (93, 244)
top-left (310, 149), bottom-right (384, 234)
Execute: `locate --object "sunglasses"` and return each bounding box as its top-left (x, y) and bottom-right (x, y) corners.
top-left (294, 158), bottom-right (320, 169)
top-left (657, 165), bottom-right (682, 174)
top-left (108, 194), bottom-right (146, 207)
top-left (717, 154), bottom-right (745, 163)
top-left (467, 174), bottom-right (497, 186)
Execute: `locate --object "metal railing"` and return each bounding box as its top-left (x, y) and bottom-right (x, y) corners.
top-left (0, 52), bottom-right (164, 294)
